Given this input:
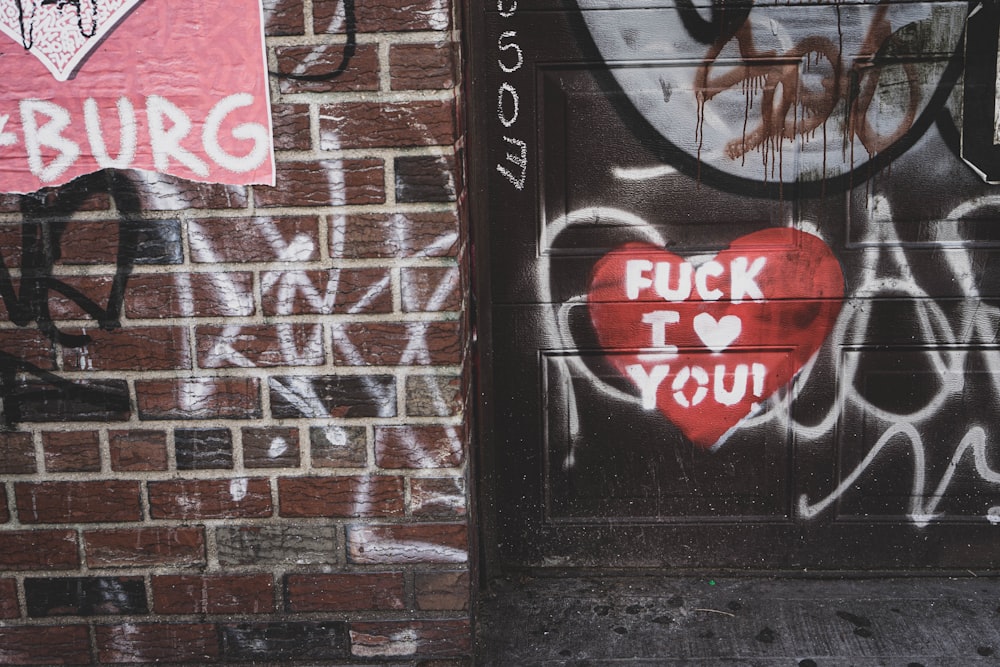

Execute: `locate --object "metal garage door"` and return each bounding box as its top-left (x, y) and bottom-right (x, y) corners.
top-left (471, 0), bottom-right (1000, 572)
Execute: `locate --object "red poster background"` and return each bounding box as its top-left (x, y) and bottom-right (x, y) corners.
top-left (0, 0), bottom-right (274, 193)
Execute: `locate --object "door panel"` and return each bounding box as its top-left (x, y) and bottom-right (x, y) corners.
top-left (473, 0), bottom-right (1000, 571)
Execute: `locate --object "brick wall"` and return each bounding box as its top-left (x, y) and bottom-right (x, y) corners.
top-left (0, 0), bottom-right (472, 663)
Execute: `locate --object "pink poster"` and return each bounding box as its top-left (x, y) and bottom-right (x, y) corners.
top-left (0, 0), bottom-right (275, 193)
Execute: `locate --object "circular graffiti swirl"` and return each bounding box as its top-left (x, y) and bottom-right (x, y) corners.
top-left (571, 0), bottom-right (967, 198)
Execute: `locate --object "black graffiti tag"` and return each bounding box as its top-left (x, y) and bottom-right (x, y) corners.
top-left (271, 0), bottom-right (357, 82)
top-left (0, 170), bottom-right (140, 427)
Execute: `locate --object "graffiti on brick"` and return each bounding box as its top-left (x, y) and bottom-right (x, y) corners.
top-left (272, 0), bottom-right (358, 83)
top-left (0, 171), bottom-right (141, 426)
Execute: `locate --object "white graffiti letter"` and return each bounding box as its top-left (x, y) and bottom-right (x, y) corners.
top-left (626, 364), bottom-right (671, 409)
top-left (497, 82), bottom-right (519, 127)
top-left (654, 261), bottom-right (693, 301)
top-left (20, 99), bottom-right (80, 183)
top-left (496, 135), bottom-right (527, 190)
top-left (714, 364), bottom-right (749, 406)
top-left (84, 97), bottom-right (137, 170)
top-left (202, 93), bottom-right (269, 173)
top-left (625, 259), bottom-right (653, 299)
top-left (641, 310), bottom-right (680, 352)
top-left (730, 256), bottom-right (766, 303)
top-left (498, 31), bottom-right (523, 73)
top-left (146, 95), bottom-right (209, 177)
top-left (498, 0), bottom-right (516, 17)
top-left (695, 260), bottom-right (725, 301)
top-left (672, 365), bottom-right (709, 407)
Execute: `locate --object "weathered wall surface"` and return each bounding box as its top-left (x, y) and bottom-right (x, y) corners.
top-left (477, 0), bottom-right (1000, 570)
top-left (0, 0), bottom-right (471, 663)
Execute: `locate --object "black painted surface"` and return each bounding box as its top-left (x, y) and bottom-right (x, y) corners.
top-left (219, 621), bottom-right (349, 661)
top-left (25, 577), bottom-right (148, 617)
top-left (471, 1), bottom-right (1000, 572)
top-left (269, 375), bottom-right (397, 419)
top-left (10, 378), bottom-right (130, 423)
top-left (174, 428), bottom-right (233, 470)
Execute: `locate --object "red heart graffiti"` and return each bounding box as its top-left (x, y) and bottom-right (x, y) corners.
top-left (588, 228), bottom-right (843, 448)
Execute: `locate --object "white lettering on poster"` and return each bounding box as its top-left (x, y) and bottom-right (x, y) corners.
top-left (10, 93), bottom-right (269, 183)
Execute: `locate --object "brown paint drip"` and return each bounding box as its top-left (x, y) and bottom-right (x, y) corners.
top-left (691, 0), bottom-right (921, 183)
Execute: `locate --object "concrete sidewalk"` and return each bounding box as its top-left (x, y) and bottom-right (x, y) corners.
top-left (475, 575), bottom-right (1000, 665)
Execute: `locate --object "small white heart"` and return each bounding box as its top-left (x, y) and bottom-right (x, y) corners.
top-left (693, 313), bottom-right (741, 352)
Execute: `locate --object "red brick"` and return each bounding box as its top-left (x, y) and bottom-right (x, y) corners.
top-left (174, 428), bottom-right (232, 470)
top-left (29, 275), bottom-right (114, 321)
top-left (332, 321), bottom-right (462, 365)
top-left (318, 101), bottom-right (455, 150)
top-left (330, 211), bottom-right (459, 259)
top-left (0, 577), bottom-right (19, 618)
top-left (401, 266), bottom-right (462, 312)
top-left (255, 159), bottom-right (384, 208)
top-left (84, 527), bottom-right (205, 568)
top-left (415, 571), bottom-right (470, 611)
top-left (276, 43), bottom-right (379, 94)
top-left (59, 218), bottom-right (181, 266)
top-left (16, 481), bottom-right (141, 524)
top-left (395, 155), bottom-right (457, 203)
top-left (349, 620), bottom-right (471, 659)
top-left (0, 625), bottom-right (91, 664)
top-left (196, 324), bottom-right (324, 368)
top-left (285, 573), bottom-right (404, 612)
top-left (188, 216), bottom-right (320, 263)
top-left (97, 623), bottom-right (219, 663)
top-left (0, 530), bottom-right (79, 570)
top-left (315, 0), bottom-right (450, 32)
top-left (152, 574), bottom-right (274, 614)
top-left (405, 374), bottom-right (463, 417)
top-left (135, 377), bottom-right (261, 420)
top-left (271, 104), bottom-right (311, 151)
top-left (390, 42), bottom-right (456, 90)
top-left (0, 486), bottom-right (7, 523)
top-left (411, 477), bottom-right (467, 517)
top-left (42, 431), bottom-right (101, 472)
top-left (260, 268), bottom-right (392, 316)
top-left (148, 478), bottom-right (272, 519)
top-left (132, 173), bottom-right (248, 211)
top-left (62, 326), bottom-right (190, 371)
top-left (0, 329), bottom-right (55, 369)
top-left (279, 476), bottom-right (404, 518)
top-left (125, 272), bottom-right (254, 318)
top-left (0, 432), bottom-right (35, 473)
top-left (263, 0), bottom-right (304, 35)
top-left (108, 430), bottom-right (168, 472)
top-left (0, 222), bottom-right (23, 266)
top-left (242, 426), bottom-right (300, 468)
top-left (310, 425), bottom-right (367, 467)
top-left (23, 177), bottom-right (111, 213)
top-left (375, 425), bottom-right (463, 469)
top-left (54, 218), bottom-right (121, 265)
top-left (347, 524), bottom-right (468, 565)
top-left (0, 196), bottom-right (22, 214)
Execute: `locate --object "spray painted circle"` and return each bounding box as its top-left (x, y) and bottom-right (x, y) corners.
top-left (574, 1), bottom-right (966, 192)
